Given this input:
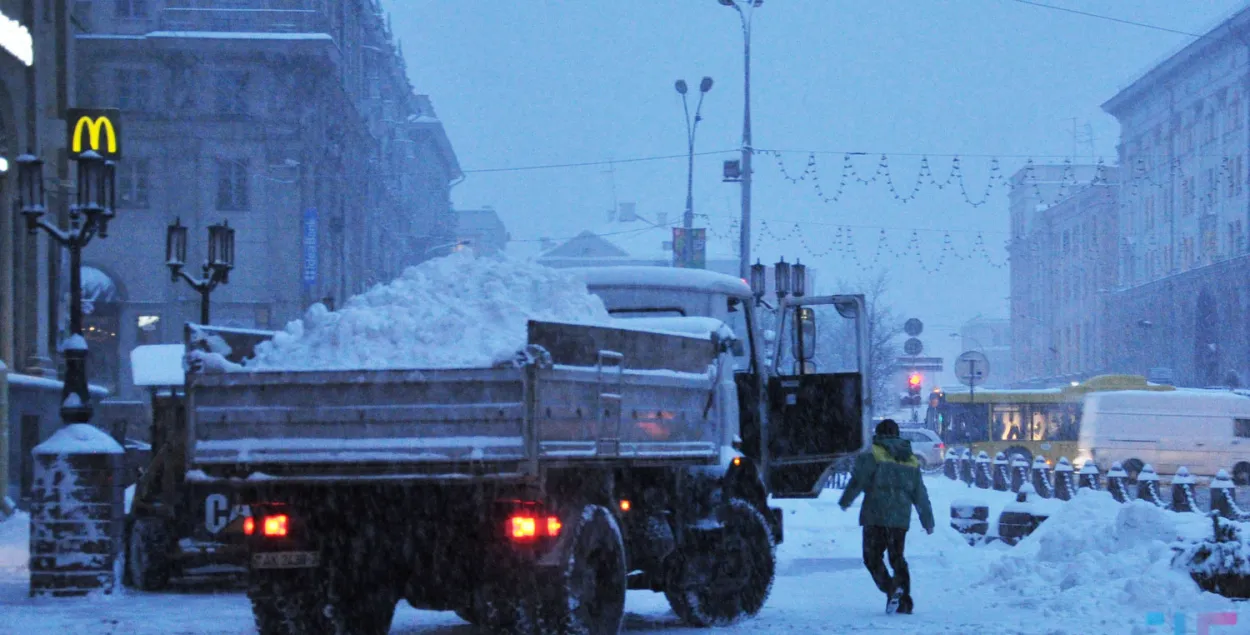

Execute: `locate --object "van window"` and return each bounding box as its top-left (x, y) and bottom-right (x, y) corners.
top-left (1236, 419), bottom-right (1250, 438)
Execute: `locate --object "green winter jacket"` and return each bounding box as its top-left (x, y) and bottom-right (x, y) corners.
top-left (837, 435), bottom-right (936, 531)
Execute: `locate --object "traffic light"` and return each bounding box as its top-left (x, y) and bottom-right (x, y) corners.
top-left (905, 373), bottom-right (922, 407)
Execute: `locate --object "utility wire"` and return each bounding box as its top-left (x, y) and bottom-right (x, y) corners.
top-left (1007, 0), bottom-right (1212, 40)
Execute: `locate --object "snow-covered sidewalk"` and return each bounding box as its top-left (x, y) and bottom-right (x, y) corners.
top-left (0, 476), bottom-right (1241, 634)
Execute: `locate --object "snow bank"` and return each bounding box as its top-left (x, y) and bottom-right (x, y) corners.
top-left (978, 494), bottom-right (1232, 619)
top-left (0, 511), bottom-right (28, 576)
top-left (246, 252), bottom-right (611, 370)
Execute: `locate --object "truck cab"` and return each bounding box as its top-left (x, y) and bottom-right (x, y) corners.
top-left (573, 266), bottom-right (871, 497)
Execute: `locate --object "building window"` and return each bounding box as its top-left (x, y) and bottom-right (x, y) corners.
top-left (116, 68), bottom-right (151, 112)
top-left (1183, 176), bottom-right (1195, 215)
top-left (115, 0), bottom-right (147, 18)
top-left (216, 158), bottom-right (249, 211)
top-left (1231, 94), bottom-right (1243, 131)
top-left (117, 158), bottom-right (150, 208)
top-left (215, 70), bottom-right (249, 115)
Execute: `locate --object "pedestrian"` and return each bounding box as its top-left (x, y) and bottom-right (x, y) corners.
top-left (838, 418), bottom-right (936, 615)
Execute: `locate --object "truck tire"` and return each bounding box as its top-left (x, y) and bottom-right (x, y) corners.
top-left (665, 497), bottom-right (775, 626)
top-left (539, 503), bottom-right (627, 634)
top-left (249, 570), bottom-right (396, 635)
top-left (126, 517), bottom-right (173, 591)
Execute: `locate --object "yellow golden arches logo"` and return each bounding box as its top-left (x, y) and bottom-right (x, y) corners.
top-left (71, 116), bottom-right (116, 154)
top-left (65, 108), bottom-right (122, 160)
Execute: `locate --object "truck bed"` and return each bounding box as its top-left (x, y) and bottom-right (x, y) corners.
top-left (186, 321), bottom-right (725, 482)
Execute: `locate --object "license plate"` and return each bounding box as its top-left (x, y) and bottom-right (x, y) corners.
top-left (252, 551), bottom-right (320, 569)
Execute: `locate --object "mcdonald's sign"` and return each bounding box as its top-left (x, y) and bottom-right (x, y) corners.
top-left (66, 108), bottom-right (122, 160)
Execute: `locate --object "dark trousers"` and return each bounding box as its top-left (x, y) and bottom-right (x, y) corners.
top-left (862, 526), bottom-right (910, 597)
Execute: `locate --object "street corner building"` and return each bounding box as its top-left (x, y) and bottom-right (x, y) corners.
top-left (70, 0), bottom-right (463, 401)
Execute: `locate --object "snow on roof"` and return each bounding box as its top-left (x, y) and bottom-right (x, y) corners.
top-left (131, 345), bottom-right (186, 387)
top-left (569, 266), bottom-right (752, 298)
top-left (6, 373), bottom-right (108, 396)
top-left (34, 423), bottom-right (123, 455)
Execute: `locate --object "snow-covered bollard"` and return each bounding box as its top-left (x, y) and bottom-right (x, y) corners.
top-left (992, 452), bottom-right (1010, 492)
top-left (1106, 462), bottom-right (1131, 503)
top-left (1010, 455), bottom-right (1030, 493)
top-left (1171, 467), bottom-right (1200, 513)
top-left (29, 424), bottom-right (126, 596)
top-left (997, 484), bottom-right (1049, 546)
top-left (1053, 457), bottom-right (1076, 501)
top-left (1078, 461), bottom-right (1101, 491)
top-left (1030, 456), bottom-right (1054, 499)
top-left (1209, 470), bottom-right (1250, 521)
top-left (1135, 464), bottom-right (1167, 508)
top-left (950, 499), bottom-right (990, 545)
top-left (958, 449), bottom-right (974, 485)
top-left (943, 448), bottom-right (959, 481)
top-left (974, 451), bottom-right (992, 489)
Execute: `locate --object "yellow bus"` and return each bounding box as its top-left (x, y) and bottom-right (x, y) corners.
top-left (926, 375), bottom-right (1174, 465)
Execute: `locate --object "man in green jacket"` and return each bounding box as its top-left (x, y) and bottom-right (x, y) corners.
top-left (838, 419), bottom-right (935, 615)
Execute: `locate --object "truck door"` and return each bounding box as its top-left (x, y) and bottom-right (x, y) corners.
top-left (763, 295), bottom-right (870, 498)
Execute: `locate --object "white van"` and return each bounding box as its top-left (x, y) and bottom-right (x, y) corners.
top-left (1076, 389), bottom-right (1250, 484)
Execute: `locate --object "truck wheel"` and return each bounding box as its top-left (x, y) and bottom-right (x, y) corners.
top-left (665, 498), bottom-right (776, 626)
top-left (126, 517), bottom-right (173, 591)
top-left (539, 504), bottom-right (627, 634)
top-left (249, 573), bottom-right (331, 635)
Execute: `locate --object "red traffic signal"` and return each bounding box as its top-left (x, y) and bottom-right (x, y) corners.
top-left (908, 373), bottom-right (922, 387)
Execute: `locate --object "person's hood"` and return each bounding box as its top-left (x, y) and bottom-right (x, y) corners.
top-left (874, 435), bottom-right (913, 462)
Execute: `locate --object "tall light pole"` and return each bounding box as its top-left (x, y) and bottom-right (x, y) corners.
top-left (676, 77), bottom-right (713, 265)
top-left (717, 0), bottom-right (761, 279)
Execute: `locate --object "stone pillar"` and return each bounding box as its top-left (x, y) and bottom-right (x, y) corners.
top-left (974, 451), bottom-right (992, 489)
top-left (1010, 455), bottom-right (1029, 493)
top-left (28, 424), bottom-right (124, 596)
top-left (1107, 462), bottom-right (1130, 503)
top-left (1171, 467), bottom-right (1199, 513)
top-left (992, 452), bottom-right (1009, 491)
top-left (943, 448), bottom-right (958, 480)
top-left (1136, 464), bottom-right (1166, 508)
top-left (1078, 461), bottom-right (1101, 491)
top-left (1209, 469), bottom-right (1247, 520)
top-left (1030, 456), bottom-right (1053, 499)
top-left (958, 449), bottom-right (974, 485)
top-left (1054, 457), bottom-right (1075, 501)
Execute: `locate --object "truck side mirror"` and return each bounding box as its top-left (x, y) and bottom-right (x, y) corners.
top-left (791, 307), bottom-right (817, 362)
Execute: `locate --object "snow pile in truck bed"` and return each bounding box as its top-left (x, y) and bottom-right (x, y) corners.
top-left (976, 493), bottom-right (1231, 620)
top-left (246, 252), bottom-right (611, 370)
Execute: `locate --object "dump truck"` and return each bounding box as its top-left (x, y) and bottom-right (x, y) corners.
top-left (179, 267), bottom-right (870, 634)
top-left (125, 325), bottom-right (276, 589)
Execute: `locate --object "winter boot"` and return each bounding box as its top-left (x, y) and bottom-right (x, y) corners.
top-left (886, 587), bottom-right (904, 615)
top-left (898, 595), bottom-right (914, 614)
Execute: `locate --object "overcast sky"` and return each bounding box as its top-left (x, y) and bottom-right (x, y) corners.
top-left (387, 0), bottom-right (1246, 386)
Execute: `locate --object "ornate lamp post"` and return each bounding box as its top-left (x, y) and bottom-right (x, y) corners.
top-left (676, 76), bottom-right (713, 267)
top-left (17, 150), bottom-right (115, 424)
top-left (166, 217), bottom-right (235, 325)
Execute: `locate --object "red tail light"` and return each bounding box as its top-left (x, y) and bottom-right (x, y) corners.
top-left (263, 514), bottom-right (289, 538)
top-left (243, 517), bottom-right (255, 536)
top-left (937, 443), bottom-right (945, 451)
top-left (507, 514), bottom-right (562, 542)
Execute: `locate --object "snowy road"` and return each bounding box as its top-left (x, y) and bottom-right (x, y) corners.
top-left (2, 477), bottom-right (1244, 634)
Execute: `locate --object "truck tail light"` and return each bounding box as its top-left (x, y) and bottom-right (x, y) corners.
top-left (507, 514), bottom-right (562, 543)
top-left (263, 514), bottom-right (289, 538)
top-left (243, 516), bottom-right (255, 536)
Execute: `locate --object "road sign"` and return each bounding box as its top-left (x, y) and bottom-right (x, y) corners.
top-left (955, 351), bottom-right (989, 387)
top-left (66, 108), bottom-right (122, 160)
top-left (904, 318), bottom-right (924, 337)
top-left (903, 337), bottom-right (923, 356)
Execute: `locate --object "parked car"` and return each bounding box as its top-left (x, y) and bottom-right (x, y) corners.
top-left (900, 427), bottom-right (944, 470)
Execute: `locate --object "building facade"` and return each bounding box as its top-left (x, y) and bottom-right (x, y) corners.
top-left (1101, 6), bottom-right (1250, 387)
top-left (70, 0), bottom-right (460, 397)
top-left (1009, 164), bottom-right (1119, 386)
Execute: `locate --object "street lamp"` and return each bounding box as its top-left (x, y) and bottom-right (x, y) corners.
top-left (424, 239), bottom-right (472, 257)
top-left (166, 217), bottom-right (236, 325)
top-left (16, 149), bottom-right (116, 425)
top-left (676, 75), bottom-right (713, 268)
top-left (716, 0), bottom-right (763, 279)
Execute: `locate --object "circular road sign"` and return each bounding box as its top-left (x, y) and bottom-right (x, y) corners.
top-left (904, 318), bottom-right (924, 337)
top-left (955, 351), bottom-right (990, 387)
top-left (903, 337), bottom-right (924, 356)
